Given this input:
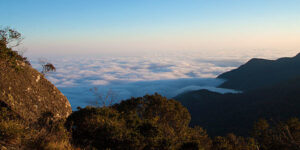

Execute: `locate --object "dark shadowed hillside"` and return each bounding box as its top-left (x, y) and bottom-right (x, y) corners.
top-left (2, 28), bottom-right (300, 149)
top-left (175, 75), bottom-right (300, 136)
top-left (218, 53), bottom-right (300, 91)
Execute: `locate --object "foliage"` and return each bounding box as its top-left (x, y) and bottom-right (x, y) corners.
top-left (1, 92), bottom-right (300, 150)
top-left (0, 106), bottom-right (26, 147)
top-left (176, 75), bottom-right (300, 136)
top-left (25, 112), bottom-right (72, 149)
top-left (0, 120), bottom-right (25, 142)
top-left (66, 94), bottom-right (211, 149)
top-left (89, 87), bottom-right (117, 107)
top-left (0, 27), bottom-right (30, 69)
top-left (66, 93), bottom-right (300, 149)
top-left (252, 118), bottom-right (300, 150)
top-left (212, 134), bottom-right (258, 150)
top-left (66, 106), bottom-right (129, 149)
top-left (0, 107), bottom-right (73, 149)
top-left (0, 27), bottom-right (23, 48)
top-left (39, 58), bottom-right (56, 75)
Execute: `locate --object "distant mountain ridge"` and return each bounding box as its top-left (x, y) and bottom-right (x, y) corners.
top-left (175, 53), bottom-right (300, 136)
top-left (218, 53), bottom-right (300, 91)
top-left (175, 76), bottom-right (300, 136)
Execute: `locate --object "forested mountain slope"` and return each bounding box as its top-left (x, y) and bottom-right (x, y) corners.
top-left (176, 62), bottom-right (300, 136)
top-left (218, 53), bottom-right (300, 91)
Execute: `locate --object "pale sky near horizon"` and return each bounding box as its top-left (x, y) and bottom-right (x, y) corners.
top-left (1, 0), bottom-right (300, 56)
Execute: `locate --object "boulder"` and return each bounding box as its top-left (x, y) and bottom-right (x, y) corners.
top-left (0, 57), bottom-right (72, 122)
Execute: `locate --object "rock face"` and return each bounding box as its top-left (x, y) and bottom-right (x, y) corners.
top-left (0, 58), bottom-right (72, 122)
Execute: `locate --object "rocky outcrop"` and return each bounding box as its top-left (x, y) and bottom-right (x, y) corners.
top-left (0, 57), bottom-right (72, 122)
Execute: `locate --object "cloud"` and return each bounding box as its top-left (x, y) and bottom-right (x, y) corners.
top-left (58, 78), bottom-right (237, 109)
top-left (89, 80), bottom-right (110, 85)
top-left (30, 52), bottom-right (247, 109)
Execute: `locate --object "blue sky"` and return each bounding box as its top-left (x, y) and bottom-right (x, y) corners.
top-left (1, 0), bottom-right (300, 56)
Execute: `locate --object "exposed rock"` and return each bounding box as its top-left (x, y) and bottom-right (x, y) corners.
top-left (0, 57), bottom-right (72, 122)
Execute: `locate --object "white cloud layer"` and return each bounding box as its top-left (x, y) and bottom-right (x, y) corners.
top-left (29, 50), bottom-right (298, 109)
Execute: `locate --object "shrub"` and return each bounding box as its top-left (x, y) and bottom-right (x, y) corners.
top-left (212, 134), bottom-right (257, 150)
top-left (66, 106), bottom-right (133, 149)
top-left (66, 94), bottom-right (212, 149)
top-left (25, 112), bottom-right (72, 149)
top-left (0, 106), bottom-right (26, 147)
top-left (0, 120), bottom-right (25, 141)
top-left (252, 118), bottom-right (300, 150)
top-left (0, 27), bottom-right (30, 69)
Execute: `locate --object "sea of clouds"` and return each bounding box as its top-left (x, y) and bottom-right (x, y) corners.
top-left (29, 50), bottom-right (298, 109)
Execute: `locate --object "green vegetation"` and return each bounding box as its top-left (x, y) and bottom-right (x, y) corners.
top-left (39, 58), bottom-right (56, 75)
top-left (212, 134), bottom-right (257, 150)
top-left (65, 94), bottom-right (300, 149)
top-left (0, 27), bottom-right (56, 74)
top-left (0, 27), bottom-right (71, 149)
top-left (0, 105), bottom-right (72, 149)
top-left (1, 27), bottom-right (300, 149)
top-left (66, 94), bottom-right (211, 149)
top-left (252, 118), bottom-right (300, 150)
top-left (1, 91), bottom-right (300, 149)
top-left (175, 76), bottom-right (300, 136)
top-left (0, 106), bottom-right (25, 144)
top-left (0, 27), bottom-right (30, 69)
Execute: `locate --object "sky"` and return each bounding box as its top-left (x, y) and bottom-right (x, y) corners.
top-left (2, 0), bottom-right (300, 108)
top-left (1, 0), bottom-right (300, 56)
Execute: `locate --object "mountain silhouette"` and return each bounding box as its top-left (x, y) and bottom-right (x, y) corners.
top-left (218, 53), bottom-right (300, 91)
top-left (175, 53), bottom-right (300, 136)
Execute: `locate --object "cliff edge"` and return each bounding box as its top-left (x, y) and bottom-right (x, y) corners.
top-left (0, 44), bottom-right (71, 123)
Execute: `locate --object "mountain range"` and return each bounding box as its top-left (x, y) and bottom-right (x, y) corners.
top-left (175, 53), bottom-right (300, 136)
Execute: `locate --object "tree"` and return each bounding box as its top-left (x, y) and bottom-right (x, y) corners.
top-left (0, 27), bottom-right (23, 48)
top-left (66, 94), bottom-right (211, 149)
top-left (65, 107), bottom-right (134, 149)
top-left (38, 58), bottom-right (56, 75)
top-left (212, 133), bottom-right (258, 150)
top-left (252, 118), bottom-right (300, 150)
top-left (113, 93), bottom-right (191, 141)
top-left (0, 27), bottom-right (30, 66)
top-left (89, 87), bottom-right (117, 107)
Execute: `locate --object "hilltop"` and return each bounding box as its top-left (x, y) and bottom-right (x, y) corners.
top-left (175, 53), bottom-right (300, 136)
top-left (218, 53), bottom-right (300, 91)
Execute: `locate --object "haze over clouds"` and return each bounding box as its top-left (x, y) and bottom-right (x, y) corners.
top-left (3, 0), bottom-right (300, 109)
top-left (30, 51), bottom-right (299, 109)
